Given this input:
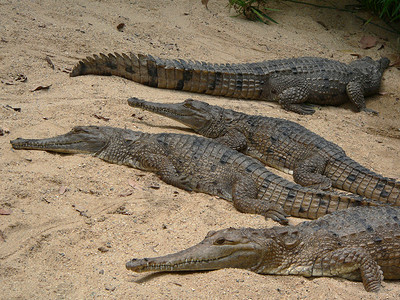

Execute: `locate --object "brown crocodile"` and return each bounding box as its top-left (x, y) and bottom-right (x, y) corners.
top-left (128, 97), bottom-right (400, 205)
top-left (126, 206), bottom-right (400, 292)
top-left (69, 53), bottom-right (390, 114)
top-left (10, 126), bottom-right (381, 224)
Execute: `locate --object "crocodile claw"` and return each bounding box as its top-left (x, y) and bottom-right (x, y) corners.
top-left (361, 107), bottom-right (379, 116)
top-left (263, 204), bottom-right (289, 225)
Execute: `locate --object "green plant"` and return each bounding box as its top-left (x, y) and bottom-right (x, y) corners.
top-left (358, 0), bottom-right (400, 22)
top-left (228, 0), bottom-right (280, 23)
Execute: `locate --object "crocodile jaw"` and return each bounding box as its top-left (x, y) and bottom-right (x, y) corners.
top-left (10, 126), bottom-right (111, 154)
top-left (128, 97), bottom-right (213, 132)
top-left (126, 228), bottom-right (263, 273)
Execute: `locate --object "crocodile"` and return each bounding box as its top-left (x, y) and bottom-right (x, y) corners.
top-left (126, 206), bottom-right (400, 292)
top-left (69, 52), bottom-right (390, 114)
top-left (10, 126), bottom-right (381, 224)
top-left (127, 97), bottom-right (400, 205)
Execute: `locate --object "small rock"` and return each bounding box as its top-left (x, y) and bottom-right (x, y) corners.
top-left (116, 23), bottom-right (125, 31)
top-left (98, 246), bottom-right (109, 253)
top-left (105, 284), bottom-right (116, 291)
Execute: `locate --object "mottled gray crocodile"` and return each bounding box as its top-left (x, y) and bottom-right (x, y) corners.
top-left (127, 97), bottom-right (400, 205)
top-left (10, 126), bottom-right (380, 224)
top-left (70, 52), bottom-right (390, 114)
top-left (126, 206), bottom-right (400, 292)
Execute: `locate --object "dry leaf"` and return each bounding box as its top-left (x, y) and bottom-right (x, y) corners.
top-left (4, 104), bottom-right (21, 112)
top-left (360, 36), bottom-right (377, 49)
top-left (31, 84), bottom-right (51, 92)
top-left (201, 0), bottom-right (209, 9)
top-left (45, 56), bottom-right (55, 69)
top-left (93, 114), bottom-right (110, 121)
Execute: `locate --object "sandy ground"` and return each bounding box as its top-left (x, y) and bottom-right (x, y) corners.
top-left (1, 0), bottom-right (399, 299)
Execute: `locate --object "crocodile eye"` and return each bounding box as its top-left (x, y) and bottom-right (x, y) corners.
top-left (184, 99), bottom-right (194, 107)
top-left (214, 237), bottom-right (226, 245)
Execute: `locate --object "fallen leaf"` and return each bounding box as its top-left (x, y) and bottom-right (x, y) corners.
top-left (93, 114), bottom-right (110, 121)
top-left (45, 55), bottom-right (55, 69)
top-left (0, 208), bottom-right (12, 215)
top-left (4, 104), bottom-right (21, 112)
top-left (31, 85), bottom-right (51, 92)
top-left (360, 36), bottom-right (377, 49)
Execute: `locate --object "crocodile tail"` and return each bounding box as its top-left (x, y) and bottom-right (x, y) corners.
top-left (284, 187), bottom-right (380, 220)
top-left (258, 176), bottom-right (380, 220)
top-left (70, 52), bottom-right (268, 99)
top-left (326, 157), bottom-right (400, 205)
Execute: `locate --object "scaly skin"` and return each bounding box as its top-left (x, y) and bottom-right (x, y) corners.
top-left (128, 97), bottom-right (400, 205)
top-left (126, 206), bottom-right (400, 292)
top-left (10, 126), bottom-right (380, 224)
top-left (70, 53), bottom-right (390, 114)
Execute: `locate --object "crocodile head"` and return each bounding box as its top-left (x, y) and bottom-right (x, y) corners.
top-left (349, 56), bottom-right (390, 96)
top-left (10, 126), bottom-right (144, 165)
top-left (126, 227), bottom-right (266, 273)
top-left (128, 97), bottom-right (241, 138)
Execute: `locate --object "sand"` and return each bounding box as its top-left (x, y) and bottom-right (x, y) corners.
top-left (1, 0), bottom-right (399, 298)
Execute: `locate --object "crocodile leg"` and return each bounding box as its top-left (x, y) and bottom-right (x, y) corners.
top-left (139, 154), bottom-right (195, 192)
top-left (231, 176), bottom-right (288, 224)
top-left (293, 155), bottom-right (332, 190)
top-left (215, 130), bottom-right (248, 151)
top-left (346, 81), bottom-right (378, 114)
top-left (270, 77), bottom-right (315, 115)
top-left (315, 247), bottom-right (383, 292)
